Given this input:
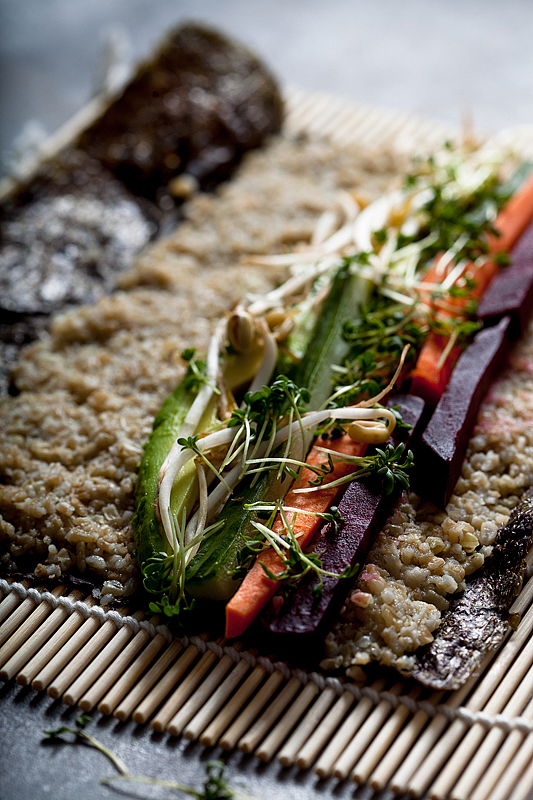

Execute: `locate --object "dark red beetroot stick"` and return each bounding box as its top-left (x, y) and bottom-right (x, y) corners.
top-left (477, 216), bottom-right (533, 336)
top-left (413, 315), bottom-right (512, 509)
top-left (264, 394), bottom-right (425, 645)
top-left (477, 263), bottom-right (533, 336)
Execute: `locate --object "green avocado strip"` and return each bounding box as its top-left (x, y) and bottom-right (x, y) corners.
top-left (133, 381), bottom-right (199, 570)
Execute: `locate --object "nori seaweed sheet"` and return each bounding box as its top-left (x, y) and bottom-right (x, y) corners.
top-left (411, 488), bottom-right (533, 690)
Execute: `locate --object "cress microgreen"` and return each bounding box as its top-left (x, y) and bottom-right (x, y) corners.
top-left (44, 717), bottom-right (260, 799)
top-left (181, 349), bottom-right (221, 395)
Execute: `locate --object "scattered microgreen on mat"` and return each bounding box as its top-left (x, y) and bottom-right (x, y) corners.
top-left (43, 714), bottom-right (129, 776)
top-left (43, 717), bottom-right (261, 800)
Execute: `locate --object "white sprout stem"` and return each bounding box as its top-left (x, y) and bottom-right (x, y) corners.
top-left (245, 257), bottom-right (338, 317)
top-left (158, 426), bottom-right (241, 548)
top-left (434, 232), bottom-right (470, 277)
top-left (293, 471), bottom-right (363, 495)
top-left (158, 324), bottom-right (223, 481)
top-left (246, 322), bottom-right (278, 396)
top-left (352, 190), bottom-right (405, 251)
top-left (380, 286), bottom-right (418, 305)
top-left (183, 459), bottom-right (246, 565)
top-left (337, 189), bottom-right (361, 222)
top-left (244, 223), bottom-right (353, 269)
top-left (271, 406), bottom-right (397, 450)
top-left (204, 461), bottom-right (243, 519)
top-left (313, 444), bottom-right (376, 460)
top-left (440, 257), bottom-right (469, 292)
top-left (437, 327), bottom-right (460, 370)
top-left (250, 503), bottom-right (336, 520)
top-left (390, 233), bottom-right (438, 266)
top-left (181, 321), bottom-right (224, 438)
top-left (184, 461), bottom-right (208, 553)
top-left (311, 210), bottom-right (339, 247)
top-left (252, 522), bottom-right (290, 559)
top-left (357, 344), bottom-right (410, 409)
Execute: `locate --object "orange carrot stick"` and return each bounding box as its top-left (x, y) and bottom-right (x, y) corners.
top-left (224, 434), bottom-right (367, 639)
top-left (409, 258), bottom-right (498, 405)
top-left (487, 169), bottom-right (533, 254)
top-left (410, 174), bottom-right (533, 405)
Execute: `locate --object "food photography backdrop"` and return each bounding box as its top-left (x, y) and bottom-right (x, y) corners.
top-left (2, 0), bottom-right (533, 165)
top-left (1, 1), bottom-right (533, 799)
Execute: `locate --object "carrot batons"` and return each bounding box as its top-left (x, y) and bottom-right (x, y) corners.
top-left (224, 435), bottom-right (367, 639)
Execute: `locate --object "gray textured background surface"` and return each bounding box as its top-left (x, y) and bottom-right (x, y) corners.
top-left (1, 2), bottom-right (532, 798)
top-left (1, 0), bottom-right (533, 166)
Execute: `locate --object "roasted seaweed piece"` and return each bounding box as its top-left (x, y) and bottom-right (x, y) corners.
top-left (0, 148), bottom-right (153, 318)
top-left (0, 24), bottom-right (283, 393)
top-left (79, 24), bottom-right (283, 200)
top-left (411, 488), bottom-right (533, 691)
top-left (0, 148), bottom-right (153, 394)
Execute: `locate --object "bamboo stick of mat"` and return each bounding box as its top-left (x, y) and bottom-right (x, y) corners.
top-left (99, 629), bottom-right (167, 717)
top-left (390, 654), bottom-right (492, 794)
top-left (320, 104), bottom-right (371, 147)
top-left (47, 607), bottom-right (128, 699)
top-left (331, 682), bottom-right (405, 781)
top-left (0, 583), bottom-right (27, 625)
top-left (405, 601), bottom-right (533, 798)
top-left (335, 107), bottom-right (393, 150)
top-left (219, 669), bottom-right (286, 752)
top-left (255, 679), bottom-right (320, 763)
top-left (487, 730), bottom-right (533, 800)
top-left (115, 639), bottom-right (183, 722)
top-left (201, 663), bottom-right (267, 748)
top-left (0, 584), bottom-right (52, 651)
top-left (504, 753), bottom-right (533, 800)
top-left (509, 572), bottom-right (533, 617)
top-left (133, 640), bottom-right (204, 725)
top-left (368, 689), bottom-right (444, 791)
top-left (313, 679), bottom-right (387, 778)
top-left (351, 685), bottom-right (423, 785)
top-left (427, 629), bottom-right (533, 800)
top-left (18, 593), bottom-right (94, 687)
top-left (151, 645), bottom-right (219, 732)
top-left (63, 609), bottom-right (144, 706)
top-left (31, 597), bottom-right (99, 691)
top-left (0, 585), bottom-right (64, 668)
top-left (0, 589), bottom-right (84, 682)
top-left (286, 91), bottom-right (346, 137)
top-left (166, 643), bottom-right (242, 737)
top-left (277, 684), bottom-right (336, 767)
top-left (296, 688), bottom-right (356, 770)
top-left (79, 615), bottom-right (159, 712)
top-left (186, 651), bottom-right (255, 742)
top-left (238, 675), bottom-right (302, 755)
top-left (450, 657), bottom-right (533, 800)
top-left (471, 694), bottom-right (533, 800)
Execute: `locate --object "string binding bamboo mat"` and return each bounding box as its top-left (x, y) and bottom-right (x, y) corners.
top-left (3, 87), bottom-right (533, 800)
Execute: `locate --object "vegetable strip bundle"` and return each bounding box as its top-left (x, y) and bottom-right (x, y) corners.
top-left (133, 139), bottom-right (533, 659)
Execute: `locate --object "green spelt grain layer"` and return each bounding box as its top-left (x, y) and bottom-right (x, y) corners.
top-left (0, 135), bottom-right (404, 603)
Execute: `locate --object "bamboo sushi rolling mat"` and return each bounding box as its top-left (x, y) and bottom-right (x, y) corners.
top-left (3, 87), bottom-right (533, 800)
